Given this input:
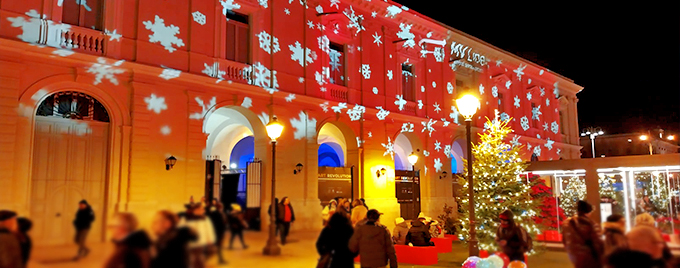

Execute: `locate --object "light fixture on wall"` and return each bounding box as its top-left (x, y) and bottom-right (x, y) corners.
top-left (293, 163), bottom-right (304, 174)
top-left (376, 167), bottom-right (387, 178)
top-left (165, 155), bottom-right (177, 170)
top-left (439, 171), bottom-right (448, 179)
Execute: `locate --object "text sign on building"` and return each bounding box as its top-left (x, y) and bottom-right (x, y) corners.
top-left (318, 167), bottom-right (352, 205)
top-left (419, 37), bottom-right (489, 73)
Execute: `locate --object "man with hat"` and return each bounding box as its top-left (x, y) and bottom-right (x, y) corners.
top-left (349, 209), bottom-right (397, 268)
top-left (495, 209), bottom-right (532, 261)
top-left (73, 200), bottom-right (95, 260)
top-left (0, 210), bottom-right (22, 268)
top-left (562, 200), bottom-right (604, 268)
top-left (406, 213), bottom-right (433, 247)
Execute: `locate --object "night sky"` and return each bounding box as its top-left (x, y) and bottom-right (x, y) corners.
top-left (393, 1), bottom-right (680, 135)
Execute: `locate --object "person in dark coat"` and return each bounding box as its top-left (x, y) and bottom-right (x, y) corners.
top-left (562, 200), bottom-right (604, 268)
top-left (495, 210), bottom-right (532, 261)
top-left (207, 199), bottom-right (227, 264)
top-left (349, 209), bottom-right (397, 268)
top-left (316, 212), bottom-right (357, 268)
top-left (228, 204), bottom-right (248, 249)
top-left (73, 199), bottom-right (95, 260)
top-left (606, 249), bottom-right (656, 268)
top-left (277, 197), bottom-right (295, 245)
top-left (406, 215), bottom-right (433, 246)
top-left (104, 212), bottom-right (152, 268)
top-left (603, 214), bottom-right (627, 257)
top-left (0, 210), bottom-right (22, 268)
top-left (150, 210), bottom-right (197, 268)
top-left (16, 217), bottom-right (32, 267)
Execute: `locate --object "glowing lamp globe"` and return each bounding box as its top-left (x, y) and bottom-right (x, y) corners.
top-left (640, 134), bottom-right (648, 141)
top-left (266, 116), bottom-right (284, 141)
top-left (456, 94), bottom-right (480, 120)
top-left (408, 152), bottom-right (419, 166)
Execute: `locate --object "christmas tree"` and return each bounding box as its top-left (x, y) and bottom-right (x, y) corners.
top-left (530, 176), bottom-right (566, 230)
top-left (456, 118), bottom-right (542, 252)
top-left (599, 175), bottom-right (616, 200)
top-left (559, 177), bottom-right (586, 217)
top-left (636, 172), bottom-right (669, 215)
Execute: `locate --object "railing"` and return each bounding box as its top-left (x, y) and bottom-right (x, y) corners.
top-left (59, 26), bottom-right (105, 55)
top-left (325, 84), bottom-right (349, 102)
top-left (403, 101), bottom-right (417, 115)
top-left (225, 60), bottom-right (252, 84)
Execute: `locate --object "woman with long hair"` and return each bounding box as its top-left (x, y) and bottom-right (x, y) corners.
top-left (277, 197), bottom-right (295, 245)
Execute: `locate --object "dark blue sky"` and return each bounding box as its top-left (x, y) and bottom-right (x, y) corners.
top-left (393, 1), bottom-right (680, 135)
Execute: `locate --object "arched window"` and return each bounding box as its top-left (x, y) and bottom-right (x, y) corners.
top-left (37, 91), bottom-right (109, 122)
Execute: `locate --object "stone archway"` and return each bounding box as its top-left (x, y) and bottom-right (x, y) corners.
top-left (316, 121), bottom-right (359, 203)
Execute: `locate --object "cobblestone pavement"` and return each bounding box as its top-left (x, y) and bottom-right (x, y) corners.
top-left (29, 230), bottom-right (572, 268)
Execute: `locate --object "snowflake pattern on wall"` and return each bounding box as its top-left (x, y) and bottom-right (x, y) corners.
top-left (546, 98), bottom-right (550, 106)
top-left (330, 0), bottom-right (340, 8)
top-left (368, 132), bottom-right (372, 138)
top-left (526, 92), bottom-right (532, 101)
top-left (444, 145), bottom-right (452, 158)
top-left (241, 97), bottom-right (252, 108)
top-left (202, 62), bottom-right (225, 80)
top-left (258, 0), bottom-right (268, 8)
top-left (160, 125), bottom-right (171, 135)
top-left (285, 94), bottom-right (296, 102)
top-left (421, 118), bottom-right (436, 137)
top-left (441, 118), bottom-right (450, 127)
top-left (528, 78), bottom-right (532, 84)
top-left (385, 5), bottom-right (403, 18)
top-left (532, 105), bottom-right (542, 120)
top-left (189, 96), bottom-right (216, 120)
top-left (396, 23), bottom-right (415, 48)
top-left (8, 10), bottom-right (70, 48)
top-left (395, 95), bottom-right (407, 110)
top-left (360, 64), bottom-right (371, 79)
top-left (288, 41), bottom-right (316, 66)
top-left (382, 137), bottom-right (395, 159)
top-left (251, 62), bottom-right (278, 92)
top-left (343, 6), bottom-right (365, 35)
top-left (307, 20), bottom-right (315, 29)
top-left (450, 106), bottom-right (460, 124)
top-left (87, 58), bottom-right (125, 85)
top-left (423, 150), bottom-right (430, 157)
top-left (401, 123), bottom-right (414, 133)
top-left (52, 49), bottom-right (75, 57)
top-left (318, 35), bottom-right (330, 54)
top-left (514, 96), bottom-right (521, 108)
top-left (387, 70), bottom-right (393, 80)
top-left (505, 80), bottom-right (512, 89)
top-left (479, 84), bottom-right (485, 95)
top-left (376, 106), bottom-right (390, 120)
top-left (551, 121), bottom-right (559, 134)
top-left (319, 102), bottom-right (329, 113)
top-left (372, 32), bottom-right (382, 46)
top-left (553, 82), bottom-right (560, 98)
top-left (192, 11), bottom-right (206, 25)
top-left (143, 15), bottom-right (185, 53)
top-left (257, 112), bottom-right (269, 125)
top-left (527, 143), bottom-right (532, 151)
top-left (284, 8), bottom-right (290, 15)
top-left (539, 87), bottom-right (546, 97)
top-left (491, 86), bottom-right (498, 98)
top-left (256, 31), bottom-right (280, 54)
top-left (533, 145), bottom-right (542, 157)
top-left (545, 138), bottom-right (554, 150)
top-left (513, 64), bottom-right (526, 81)
top-left (290, 111), bottom-right (317, 140)
top-left (447, 82), bottom-right (454, 94)
top-left (434, 158), bottom-right (443, 172)
top-left (433, 47), bottom-right (445, 62)
top-left (220, 0), bottom-right (241, 15)
top-left (347, 104), bottom-right (365, 121)
top-left (417, 100), bottom-right (423, 110)
top-left (543, 122), bottom-right (549, 131)
top-left (520, 116), bottom-right (530, 131)
top-left (105, 29), bottom-right (122, 41)
top-left (329, 49), bottom-right (342, 71)
top-left (434, 140), bottom-right (441, 151)
top-left (144, 94), bottom-right (167, 114)
top-left (500, 112), bottom-right (509, 122)
top-left (331, 102), bottom-right (347, 113)
top-left (510, 135), bottom-right (521, 147)
top-left (372, 87), bottom-right (379, 94)
top-left (159, 67), bottom-right (181, 80)
top-left (433, 102), bottom-right (441, 113)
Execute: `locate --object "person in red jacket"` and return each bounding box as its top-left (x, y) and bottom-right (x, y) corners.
top-left (277, 197), bottom-right (295, 245)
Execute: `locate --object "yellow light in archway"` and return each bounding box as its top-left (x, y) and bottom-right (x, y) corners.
top-left (408, 152), bottom-right (418, 166)
top-left (266, 116), bottom-right (284, 141)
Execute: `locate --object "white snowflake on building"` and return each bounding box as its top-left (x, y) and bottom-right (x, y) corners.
top-left (284, 8), bottom-right (290, 15)
top-left (495, 59), bottom-right (503, 66)
top-left (8, 10), bottom-right (70, 48)
top-left (385, 5), bottom-right (403, 18)
top-left (450, 106), bottom-right (460, 124)
top-left (545, 138), bottom-right (554, 150)
top-left (86, 57), bottom-right (125, 85)
top-left (375, 106), bottom-right (390, 120)
top-left (52, 49), bottom-right (74, 57)
top-left (441, 118), bottom-right (450, 127)
top-left (144, 94), bottom-right (167, 114)
top-left (189, 96), bottom-right (216, 119)
top-left (285, 94), bottom-right (296, 102)
top-left (368, 132), bottom-right (372, 138)
top-left (241, 97), bottom-right (252, 108)
top-left (372, 87), bottom-right (379, 94)
top-left (382, 137), bottom-right (395, 159)
top-left (447, 82), bottom-right (454, 94)
top-left (330, 0), bottom-right (340, 8)
top-left (202, 62), bottom-right (225, 80)
top-left (423, 150), bottom-right (430, 157)
top-left (343, 6), bottom-right (365, 35)
top-left (421, 118), bottom-right (436, 137)
top-left (356, 137), bottom-right (364, 147)
top-left (556, 148), bottom-right (561, 155)
top-left (256, 30), bottom-right (280, 54)
top-left (491, 85), bottom-right (498, 98)
top-left (520, 116), bottom-right (530, 131)
top-left (505, 80), bottom-right (512, 89)
top-left (360, 64), bottom-right (371, 79)
top-left (513, 96), bottom-right (521, 108)
top-left (329, 49), bottom-right (342, 71)
top-left (551, 121), bottom-right (559, 134)
top-left (527, 143), bottom-right (532, 151)
top-left (105, 29), bottom-right (122, 41)
top-left (320, 102), bottom-right (330, 113)
top-left (533, 145), bottom-right (542, 157)
top-left (395, 95), bottom-right (407, 111)
top-left (258, 0), bottom-right (268, 8)
top-left (433, 47), bottom-right (445, 62)
top-left (543, 122), bottom-right (549, 131)
top-left (528, 78), bottom-right (532, 84)
top-left (513, 64), bottom-right (526, 81)
top-left (479, 84), bottom-right (485, 95)
top-left (396, 23), bottom-right (415, 48)
top-left (526, 92), bottom-right (532, 101)
top-left (251, 62), bottom-right (278, 92)
top-left (371, 11), bottom-right (377, 17)
top-left (510, 135), bottom-right (521, 147)
top-left (500, 112), bottom-right (510, 122)
top-left (220, 0), bottom-right (241, 15)
top-left (318, 35), bottom-right (330, 54)
top-left (387, 70), bottom-right (393, 80)
top-left (372, 32), bottom-right (382, 46)
top-left (417, 100), bottom-right (423, 110)
top-left (546, 98), bottom-right (551, 107)
top-left (532, 105), bottom-right (542, 120)
top-left (331, 102), bottom-right (347, 113)
top-left (257, 112), bottom-right (270, 125)
top-left (401, 123), bottom-right (414, 133)
top-left (539, 87), bottom-right (546, 97)
top-left (553, 82), bottom-right (560, 98)
top-left (315, 5), bottom-right (323, 13)
top-left (434, 140), bottom-right (442, 151)
top-left (434, 158), bottom-right (443, 172)
top-left (288, 41), bottom-right (315, 66)
top-left (159, 67), bottom-right (181, 80)
top-left (298, 77), bottom-right (305, 83)
top-left (143, 15), bottom-right (185, 53)
top-left (433, 102), bottom-right (441, 113)
top-left (192, 11), bottom-right (206, 25)
top-left (444, 145), bottom-right (452, 158)
top-left (290, 111), bottom-right (317, 140)
top-left (307, 20), bottom-right (315, 29)
top-left (160, 125), bottom-right (171, 135)
top-left (347, 104), bottom-right (365, 121)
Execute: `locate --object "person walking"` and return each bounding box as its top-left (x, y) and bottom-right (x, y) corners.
top-left (406, 214), bottom-right (433, 247)
top-left (207, 199), bottom-right (227, 264)
top-left (16, 217), bottom-right (32, 267)
top-left (150, 210), bottom-right (196, 268)
top-left (562, 200), bottom-right (604, 268)
top-left (321, 199), bottom-right (338, 226)
top-left (0, 210), bottom-right (22, 268)
top-left (349, 209), bottom-right (397, 268)
top-left (227, 204), bottom-right (248, 249)
top-left (602, 214), bottom-right (627, 257)
top-left (350, 199), bottom-right (368, 226)
top-left (73, 199), bottom-right (95, 260)
top-left (277, 197), bottom-right (295, 245)
top-left (495, 210), bottom-right (532, 261)
top-left (179, 199), bottom-right (215, 268)
top-left (104, 212), bottom-right (152, 268)
top-left (316, 213), bottom-right (356, 268)
top-left (392, 217), bottom-right (409, 245)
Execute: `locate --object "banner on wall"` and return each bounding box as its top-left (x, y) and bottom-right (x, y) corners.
top-left (318, 166), bottom-right (353, 206)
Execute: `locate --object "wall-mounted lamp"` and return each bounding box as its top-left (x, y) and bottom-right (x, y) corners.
top-left (293, 163), bottom-right (304, 174)
top-left (439, 171), bottom-right (448, 179)
top-left (376, 167), bottom-right (387, 178)
top-left (165, 155), bottom-right (177, 170)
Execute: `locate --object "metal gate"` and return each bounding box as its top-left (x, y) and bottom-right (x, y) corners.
top-left (395, 169), bottom-right (421, 220)
top-left (245, 160), bottom-right (263, 230)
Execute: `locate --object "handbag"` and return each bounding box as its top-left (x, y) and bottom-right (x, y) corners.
top-left (316, 250), bottom-right (333, 268)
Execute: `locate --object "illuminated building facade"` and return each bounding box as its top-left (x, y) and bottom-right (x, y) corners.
top-left (0, 0), bottom-right (582, 245)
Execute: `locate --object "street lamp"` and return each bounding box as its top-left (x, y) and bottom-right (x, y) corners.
top-left (639, 134), bottom-right (653, 155)
top-left (580, 127), bottom-right (604, 158)
top-left (407, 151), bottom-right (419, 220)
top-left (263, 116), bottom-right (283, 256)
top-left (456, 94), bottom-right (480, 257)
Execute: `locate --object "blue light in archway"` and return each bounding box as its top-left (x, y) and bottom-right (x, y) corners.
top-left (394, 154), bottom-right (405, 170)
top-left (318, 142), bottom-right (343, 167)
top-left (230, 136), bottom-right (254, 169)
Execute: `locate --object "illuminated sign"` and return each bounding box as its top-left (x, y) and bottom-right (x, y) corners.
top-left (419, 38), bottom-right (489, 73)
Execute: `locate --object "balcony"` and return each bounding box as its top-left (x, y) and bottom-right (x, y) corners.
top-left (403, 101), bottom-right (417, 115)
top-left (59, 26), bottom-right (105, 55)
top-left (324, 84), bottom-right (349, 102)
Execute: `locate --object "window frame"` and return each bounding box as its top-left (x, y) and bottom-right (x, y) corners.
top-left (224, 11), bottom-right (251, 64)
top-left (401, 63), bottom-right (416, 102)
top-left (60, 0), bottom-right (105, 30)
top-left (328, 42), bottom-right (346, 86)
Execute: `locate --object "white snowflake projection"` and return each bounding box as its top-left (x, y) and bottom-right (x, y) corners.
top-left (423, 150), bottom-right (430, 157)
top-left (434, 140), bottom-right (442, 151)
top-left (220, 0), bottom-right (241, 15)
top-left (527, 143), bottom-right (532, 151)
top-left (421, 86), bottom-right (425, 93)
top-left (500, 112), bottom-right (510, 122)
top-left (105, 29), bottom-right (122, 42)
top-left (496, 59), bottom-right (503, 66)
top-left (256, 30), bottom-right (280, 54)
top-left (539, 87), bottom-right (546, 97)
top-left (539, 69), bottom-right (545, 75)
top-left (285, 94), bottom-right (296, 102)
top-left (316, 23), bottom-right (325, 30)
top-left (160, 125), bottom-right (171, 135)
top-left (449, 106), bottom-right (460, 124)
top-left (330, 0), bottom-right (340, 8)
top-left (553, 82), bottom-right (560, 98)
top-left (545, 138), bottom-right (554, 150)
top-left (441, 118), bottom-right (450, 127)
top-left (417, 100), bottom-right (424, 110)
top-left (192, 11), bottom-right (206, 25)
top-left (52, 49), bottom-right (74, 57)
top-left (347, 105), bottom-right (365, 121)
top-left (510, 135), bottom-right (521, 147)
top-left (368, 132), bottom-right (373, 138)
top-left (320, 102), bottom-right (329, 112)
top-left (479, 84), bottom-right (485, 95)
top-left (258, 0), bottom-right (268, 8)
top-left (144, 94), bottom-right (167, 114)
top-left (288, 41), bottom-right (316, 66)
top-left (382, 137), bottom-right (395, 159)
top-left (546, 98), bottom-right (550, 107)
top-left (372, 32), bottom-right (382, 46)
top-left (543, 122), bottom-right (549, 131)
top-left (315, 5), bottom-right (323, 13)
top-left (532, 105), bottom-right (542, 120)
top-left (396, 23), bottom-right (415, 48)
top-left (86, 58), bottom-right (125, 85)
top-left (372, 87), bottom-right (379, 94)
top-left (513, 64), bottom-right (527, 81)
top-left (329, 49), bottom-right (342, 71)
top-left (433, 102), bottom-right (441, 113)
top-left (257, 112), bottom-right (270, 125)
top-left (447, 82), bottom-right (454, 94)
top-left (251, 62), bottom-right (279, 91)
top-left (331, 102), bottom-right (347, 113)
top-left (241, 97), bottom-right (252, 108)
top-left (356, 137), bottom-right (364, 147)
top-left (520, 116), bottom-right (530, 131)
top-left (401, 123), bottom-right (414, 133)
top-left (375, 106), bottom-right (390, 120)
top-left (343, 6), bottom-right (365, 35)
top-left (395, 95), bottom-right (407, 111)
top-left (528, 78), bottom-right (532, 84)
top-left (533, 145), bottom-right (542, 157)
top-left (556, 148), bottom-right (561, 155)
top-left (307, 20), bottom-right (315, 29)
top-left (444, 145), bottom-right (452, 158)
top-left (290, 111), bottom-right (317, 140)
top-left (421, 119), bottom-right (436, 137)
top-left (433, 158), bottom-right (443, 172)
top-left (8, 10), bottom-right (70, 48)
top-left (189, 96), bottom-right (216, 120)
top-left (513, 96), bottom-right (521, 108)
top-left (491, 86), bottom-right (498, 98)
top-left (143, 15), bottom-right (185, 53)
top-left (526, 92), bottom-right (532, 101)
top-left (371, 11), bottom-right (378, 18)
top-left (537, 134), bottom-right (541, 139)
top-left (385, 5), bottom-right (403, 18)
top-left (360, 64), bottom-right (371, 79)
top-left (202, 62), bottom-right (226, 80)
top-left (283, 8), bottom-right (290, 15)
top-left (159, 67), bottom-right (181, 80)
top-left (433, 47), bottom-right (445, 62)
top-left (387, 70), bottom-right (394, 80)
top-left (318, 35), bottom-right (330, 54)
top-left (432, 81), bottom-right (437, 88)
top-left (505, 80), bottom-right (512, 89)
top-left (551, 121), bottom-right (559, 134)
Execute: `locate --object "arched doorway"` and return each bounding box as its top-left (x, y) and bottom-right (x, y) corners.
top-left (393, 133), bottom-right (420, 220)
top-left (450, 139), bottom-right (466, 198)
top-left (31, 91), bottom-right (110, 245)
top-left (317, 122), bottom-right (355, 205)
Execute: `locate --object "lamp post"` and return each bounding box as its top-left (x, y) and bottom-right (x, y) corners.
top-left (580, 127), bottom-right (604, 158)
top-left (408, 151), bottom-right (419, 219)
top-left (639, 134), bottom-right (653, 155)
top-left (455, 94), bottom-right (480, 257)
top-left (263, 116), bottom-right (284, 256)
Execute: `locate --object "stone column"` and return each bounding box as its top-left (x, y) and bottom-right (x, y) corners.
top-left (584, 166), bottom-right (601, 224)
